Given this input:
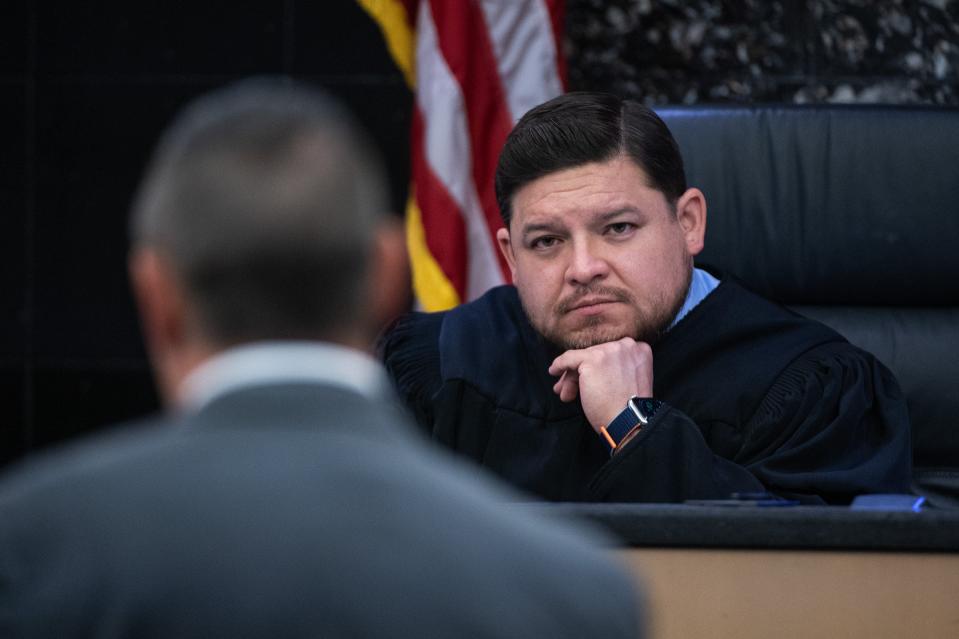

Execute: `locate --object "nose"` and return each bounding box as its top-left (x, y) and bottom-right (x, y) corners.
top-left (565, 238), bottom-right (609, 286)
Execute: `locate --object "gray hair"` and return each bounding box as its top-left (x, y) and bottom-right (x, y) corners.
top-left (130, 78), bottom-right (388, 344)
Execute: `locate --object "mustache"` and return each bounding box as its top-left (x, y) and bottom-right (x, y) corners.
top-left (555, 285), bottom-right (635, 314)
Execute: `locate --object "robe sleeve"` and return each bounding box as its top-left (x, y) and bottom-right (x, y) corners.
top-left (588, 343), bottom-right (913, 504)
top-left (379, 312), bottom-right (445, 435)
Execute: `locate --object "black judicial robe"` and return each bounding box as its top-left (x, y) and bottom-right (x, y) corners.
top-left (381, 280), bottom-right (912, 504)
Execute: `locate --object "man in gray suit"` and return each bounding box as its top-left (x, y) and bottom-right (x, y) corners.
top-left (0, 80), bottom-right (642, 638)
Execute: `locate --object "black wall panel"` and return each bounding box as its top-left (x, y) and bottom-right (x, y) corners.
top-left (3, 2), bottom-right (410, 466)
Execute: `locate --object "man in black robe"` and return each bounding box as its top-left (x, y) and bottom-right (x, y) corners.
top-left (381, 92), bottom-right (911, 504)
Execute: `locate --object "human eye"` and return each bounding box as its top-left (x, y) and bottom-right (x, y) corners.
top-left (529, 235), bottom-right (561, 251)
top-left (605, 221), bottom-right (636, 236)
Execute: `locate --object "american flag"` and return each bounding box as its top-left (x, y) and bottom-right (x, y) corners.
top-left (359, 0), bottom-right (567, 310)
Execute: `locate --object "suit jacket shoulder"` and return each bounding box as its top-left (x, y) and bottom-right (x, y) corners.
top-left (0, 382), bottom-right (643, 638)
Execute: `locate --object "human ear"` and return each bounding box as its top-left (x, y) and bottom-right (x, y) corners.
top-left (129, 248), bottom-right (188, 358)
top-left (496, 227), bottom-right (517, 279)
top-left (128, 247), bottom-right (191, 404)
top-left (676, 188), bottom-right (707, 256)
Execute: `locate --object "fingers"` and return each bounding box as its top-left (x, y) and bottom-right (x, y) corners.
top-left (547, 344), bottom-right (598, 378)
top-left (549, 349), bottom-right (587, 403)
top-left (553, 370), bottom-right (579, 402)
top-left (547, 338), bottom-right (655, 431)
top-left (547, 353), bottom-right (579, 378)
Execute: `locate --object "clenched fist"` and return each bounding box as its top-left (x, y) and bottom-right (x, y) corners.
top-left (548, 337), bottom-right (654, 434)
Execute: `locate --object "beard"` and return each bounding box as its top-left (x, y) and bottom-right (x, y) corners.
top-left (527, 268), bottom-right (693, 351)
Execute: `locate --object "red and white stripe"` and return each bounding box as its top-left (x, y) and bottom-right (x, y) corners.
top-left (412, 0), bottom-right (566, 306)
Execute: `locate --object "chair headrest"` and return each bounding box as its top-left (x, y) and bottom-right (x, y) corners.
top-left (658, 105), bottom-right (959, 307)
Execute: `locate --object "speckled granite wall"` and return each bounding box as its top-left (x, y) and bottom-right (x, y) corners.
top-left (566, 0), bottom-right (959, 104)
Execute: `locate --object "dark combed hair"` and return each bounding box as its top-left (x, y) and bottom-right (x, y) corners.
top-left (494, 92), bottom-right (687, 226)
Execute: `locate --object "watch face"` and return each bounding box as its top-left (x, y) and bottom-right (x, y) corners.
top-left (629, 397), bottom-right (662, 422)
top-left (638, 399), bottom-right (658, 415)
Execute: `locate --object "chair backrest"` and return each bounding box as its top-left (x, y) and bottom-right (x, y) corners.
top-left (658, 105), bottom-right (959, 506)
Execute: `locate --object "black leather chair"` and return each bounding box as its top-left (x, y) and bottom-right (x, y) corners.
top-left (658, 105), bottom-right (959, 508)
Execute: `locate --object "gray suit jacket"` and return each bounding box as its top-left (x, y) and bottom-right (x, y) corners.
top-left (0, 382), bottom-right (642, 638)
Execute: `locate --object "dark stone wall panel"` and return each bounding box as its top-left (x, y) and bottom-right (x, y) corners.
top-left (567, 0), bottom-right (809, 103)
top-left (566, 0), bottom-right (959, 105)
top-left (811, 0), bottom-right (959, 103)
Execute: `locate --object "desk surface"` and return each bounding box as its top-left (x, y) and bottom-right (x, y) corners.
top-left (525, 504), bottom-right (959, 638)
top-left (619, 547), bottom-right (959, 639)
top-left (527, 503), bottom-right (959, 551)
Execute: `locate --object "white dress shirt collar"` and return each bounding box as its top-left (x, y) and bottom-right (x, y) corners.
top-left (178, 341), bottom-right (388, 412)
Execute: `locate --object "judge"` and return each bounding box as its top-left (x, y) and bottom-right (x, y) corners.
top-left (381, 91), bottom-right (912, 504)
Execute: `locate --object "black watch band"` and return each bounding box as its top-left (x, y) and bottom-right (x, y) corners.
top-left (599, 397), bottom-right (662, 455)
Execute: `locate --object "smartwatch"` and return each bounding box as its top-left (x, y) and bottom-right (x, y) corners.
top-left (599, 396), bottom-right (662, 455)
